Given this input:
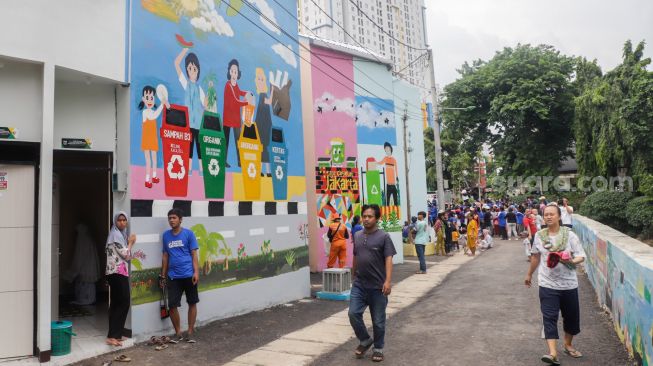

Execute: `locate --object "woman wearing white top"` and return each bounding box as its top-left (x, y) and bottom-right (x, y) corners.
top-left (559, 198), bottom-right (574, 228)
top-left (525, 204), bottom-right (586, 365)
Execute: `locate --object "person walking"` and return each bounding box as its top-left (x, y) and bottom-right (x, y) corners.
top-left (506, 207), bottom-right (518, 240)
top-left (350, 204), bottom-right (397, 362)
top-left (160, 208), bottom-right (200, 343)
top-left (434, 211), bottom-right (446, 256)
top-left (327, 213), bottom-right (349, 268)
top-left (351, 215), bottom-right (363, 244)
top-left (413, 211), bottom-right (428, 274)
top-left (105, 212), bottom-right (136, 347)
top-left (560, 198), bottom-right (574, 228)
top-left (498, 207), bottom-right (508, 240)
top-left (524, 204), bottom-right (586, 365)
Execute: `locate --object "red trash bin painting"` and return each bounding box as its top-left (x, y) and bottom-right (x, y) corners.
top-left (160, 104), bottom-right (192, 197)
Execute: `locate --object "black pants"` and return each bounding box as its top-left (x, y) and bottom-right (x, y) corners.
top-left (107, 274), bottom-right (130, 339)
top-left (386, 184), bottom-right (398, 206)
top-left (539, 286), bottom-right (580, 339)
top-left (499, 226), bottom-right (507, 240)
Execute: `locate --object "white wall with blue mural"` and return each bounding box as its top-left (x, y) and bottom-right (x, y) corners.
top-left (574, 215), bottom-right (653, 366)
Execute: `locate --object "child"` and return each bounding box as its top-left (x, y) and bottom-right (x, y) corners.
top-left (459, 227), bottom-right (468, 255)
top-left (520, 231), bottom-right (531, 261)
top-left (452, 228), bottom-right (460, 251)
top-left (138, 85), bottom-right (167, 188)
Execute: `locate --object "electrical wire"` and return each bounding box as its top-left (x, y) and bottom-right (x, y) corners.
top-left (232, 0), bottom-right (425, 118)
top-left (270, 0), bottom-right (425, 114)
top-left (346, 0), bottom-right (429, 51)
top-left (305, 0), bottom-right (428, 89)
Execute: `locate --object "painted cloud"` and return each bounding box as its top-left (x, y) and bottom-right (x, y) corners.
top-left (249, 0), bottom-right (282, 35)
top-left (191, 0), bottom-right (234, 37)
top-left (314, 93), bottom-right (395, 129)
top-left (272, 43), bottom-right (298, 68)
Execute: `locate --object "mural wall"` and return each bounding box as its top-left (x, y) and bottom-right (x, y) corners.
top-left (574, 216), bottom-right (653, 366)
top-left (128, 0), bottom-right (309, 335)
top-left (309, 45), bottom-right (407, 270)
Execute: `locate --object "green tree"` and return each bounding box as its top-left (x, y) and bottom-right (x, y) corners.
top-left (442, 44), bottom-right (576, 177)
top-left (573, 41), bottom-right (653, 183)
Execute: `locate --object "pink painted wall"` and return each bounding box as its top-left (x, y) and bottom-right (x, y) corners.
top-left (311, 46), bottom-right (357, 271)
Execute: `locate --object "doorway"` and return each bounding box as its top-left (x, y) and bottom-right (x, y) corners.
top-left (0, 141), bottom-right (39, 360)
top-left (52, 150), bottom-right (112, 345)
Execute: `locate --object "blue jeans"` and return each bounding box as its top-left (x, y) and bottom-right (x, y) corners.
top-left (348, 283), bottom-right (388, 350)
top-left (415, 244), bottom-right (426, 272)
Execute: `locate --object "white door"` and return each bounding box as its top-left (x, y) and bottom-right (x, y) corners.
top-left (0, 164), bottom-right (35, 359)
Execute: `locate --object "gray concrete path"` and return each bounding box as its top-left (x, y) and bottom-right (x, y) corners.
top-left (312, 239), bottom-right (633, 366)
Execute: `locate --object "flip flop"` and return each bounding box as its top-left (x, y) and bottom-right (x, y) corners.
top-left (372, 351), bottom-right (384, 362)
top-left (161, 336), bottom-right (177, 344)
top-left (564, 347), bottom-right (583, 358)
top-left (113, 355), bottom-right (131, 362)
top-left (540, 354), bottom-right (561, 365)
top-left (154, 344), bottom-right (168, 351)
top-left (354, 343), bottom-right (373, 358)
top-left (147, 336), bottom-right (160, 346)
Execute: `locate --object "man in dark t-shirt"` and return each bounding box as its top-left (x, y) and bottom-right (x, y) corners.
top-left (350, 204), bottom-right (396, 362)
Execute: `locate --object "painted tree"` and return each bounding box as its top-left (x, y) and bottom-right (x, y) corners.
top-left (191, 224), bottom-right (224, 275)
top-left (442, 44), bottom-right (576, 177)
top-left (219, 241), bottom-right (233, 270)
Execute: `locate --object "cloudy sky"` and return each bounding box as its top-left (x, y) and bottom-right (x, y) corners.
top-left (425, 0), bottom-right (653, 87)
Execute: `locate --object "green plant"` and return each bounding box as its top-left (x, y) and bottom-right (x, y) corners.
top-left (191, 224), bottom-right (225, 275)
top-left (638, 174), bottom-right (653, 199)
top-left (261, 240), bottom-right (274, 260)
top-left (579, 191), bottom-right (632, 230)
top-left (284, 250), bottom-right (296, 267)
top-left (625, 196), bottom-right (653, 237)
top-left (236, 243), bottom-right (247, 269)
top-left (219, 242), bottom-right (233, 270)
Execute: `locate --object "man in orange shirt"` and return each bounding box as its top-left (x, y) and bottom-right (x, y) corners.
top-left (377, 142), bottom-right (398, 206)
top-left (327, 213), bottom-right (350, 268)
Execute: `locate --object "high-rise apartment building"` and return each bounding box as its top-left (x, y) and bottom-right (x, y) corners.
top-left (300, 0), bottom-right (430, 89)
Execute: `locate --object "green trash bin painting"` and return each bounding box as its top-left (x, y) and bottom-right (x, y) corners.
top-left (199, 112), bottom-right (226, 199)
top-left (51, 320), bottom-right (76, 356)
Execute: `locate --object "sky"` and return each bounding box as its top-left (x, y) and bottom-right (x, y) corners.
top-left (425, 0), bottom-right (653, 87)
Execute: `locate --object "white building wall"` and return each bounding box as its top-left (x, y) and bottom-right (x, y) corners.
top-left (302, 0), bottom-right (429, 89)
top-left (0, 0), bottom-right (127, 82)
top-left (0, 60), bottom-right (43, 142)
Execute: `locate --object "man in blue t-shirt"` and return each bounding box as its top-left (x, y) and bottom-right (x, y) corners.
top-left (160, 208), bottom-right (200, 343)
top-left (498, 207), bottom-right (507, 240)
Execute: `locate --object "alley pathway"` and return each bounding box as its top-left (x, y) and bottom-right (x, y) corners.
top-left (313, 239), bottom-right (632, 366)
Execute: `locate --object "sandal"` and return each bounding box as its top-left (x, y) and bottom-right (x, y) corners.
top-left (147, 336), bottom-right (160, 346)
top-left (113, 355), bottom-right (132, 362)
top-left (161, 336), bottom-right (177, 344)
top-left (564, 347), bottom-right (583, 358)
top-left (372, 351), bottom-right (384, 362)
top-left (154, 344), bottom-right (169, 351)
top-left (540, 354), bottom-right (561, 365)
top-left (354, 343), bottom-right (373, 358)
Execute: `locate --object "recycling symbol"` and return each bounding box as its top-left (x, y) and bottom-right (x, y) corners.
top-left (208, 158), bottom-right (220, 176)
top-left (275, 165), bottom-right (284, 180)
top-left (167, 154), bottom-right (186, 180)
top-left (247, 162), bottom-right (257, 178)
top-left (371, 185), bottom-right (379, 195)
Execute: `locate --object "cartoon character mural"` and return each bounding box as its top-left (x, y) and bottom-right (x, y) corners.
top-left (128, 0), bottom-right (309, 336)
top-left (129, 0), bottom-right (305, 202)
top-left (138, 85), bottom-right (168, 188)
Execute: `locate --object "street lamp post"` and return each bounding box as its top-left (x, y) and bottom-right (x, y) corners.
top-left (428, 49), bottom-right (475, 208)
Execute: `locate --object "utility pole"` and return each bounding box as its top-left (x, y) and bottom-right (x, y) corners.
top-left (402, 101), bottom-right (411, 220)
top-left (428, 49), bottom-right (445, 208)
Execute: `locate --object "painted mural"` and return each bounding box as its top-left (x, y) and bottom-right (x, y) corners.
top-left (574, 218), bottom-right (653, 365)
top-left (310, 46), bottom-right (403, 270)
top-left (130, 0), bottom-right (306, 202)
top-left (127, 0), bottom-right (310, 322)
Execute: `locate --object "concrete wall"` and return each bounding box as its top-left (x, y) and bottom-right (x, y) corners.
top-left (0, 0), bottom-right (127, 82)
top-left (393, 79), bottom-right (427, 219)
top-left (0, 60), bottom-right (43, 142)
top-left (573, 215), bottom-right (653, 365)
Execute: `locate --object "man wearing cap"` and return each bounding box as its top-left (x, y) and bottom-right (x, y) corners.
top-left (327, 213), bottom-right (350, 268)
